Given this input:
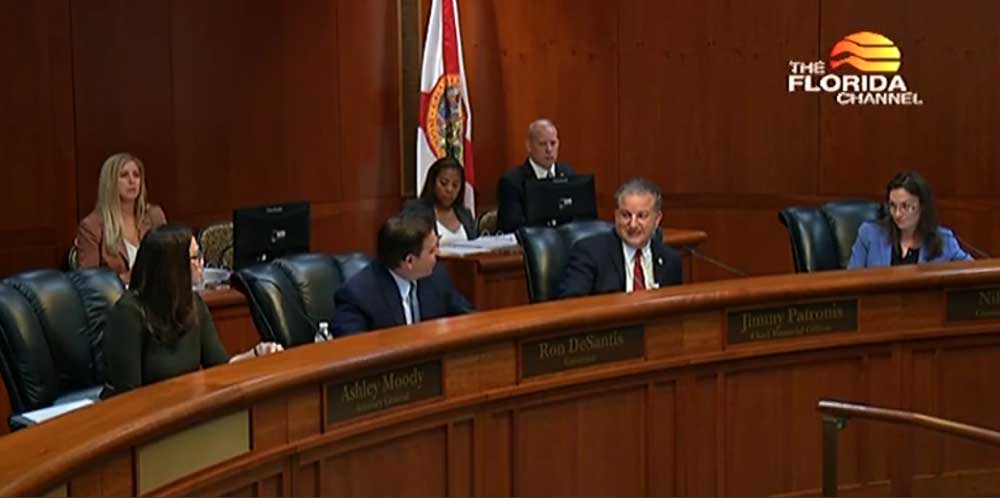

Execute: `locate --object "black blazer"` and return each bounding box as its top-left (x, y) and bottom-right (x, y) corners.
top-left (332, 261), bottom-right (474, 337)
top-left (496, 159), bottom-right (576, 233)
top-left (558, 231), bottom-right (683, 299)
top-left (403, 199), bottom-right (479, 240)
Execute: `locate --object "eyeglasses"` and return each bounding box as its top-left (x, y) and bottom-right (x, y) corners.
top-left (888, 202), bottom-right (920, 214)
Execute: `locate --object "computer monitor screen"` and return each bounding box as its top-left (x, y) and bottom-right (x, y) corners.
top-left (524, 174), bottom-right (598, 227)
top-left (232, 201), bottom-right (310, 269)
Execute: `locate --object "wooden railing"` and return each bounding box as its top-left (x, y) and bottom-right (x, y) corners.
top-left (817, 400), bottom-right (1000, 496)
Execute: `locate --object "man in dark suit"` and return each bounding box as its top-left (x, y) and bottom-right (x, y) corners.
top-left (558, 178), bottom-right (683, 298)
top-left (496, 118), bottom-right (576, 233)
top-left (332, 210), bottom-right (474, 337)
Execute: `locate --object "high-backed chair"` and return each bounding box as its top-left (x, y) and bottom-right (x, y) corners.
top-left (0, 268), bottom-right (124, 429)
top-left (477, 208), bottom-right (498, 235)
top-left (199, 221), bottom-right (234, 269)
top-left (232, 252), bottom-right (372, 347)
top-left (778, 200), bottom-right (883, 272)
top-left (517, 220), bottom-right (614, 302)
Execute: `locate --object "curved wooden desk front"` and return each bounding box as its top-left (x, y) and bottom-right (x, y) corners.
top-left (4, 261), bottom-right (1000, 496)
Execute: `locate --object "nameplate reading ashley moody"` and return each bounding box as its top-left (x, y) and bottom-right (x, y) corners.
top-left (521, 326), bottom-right (644, 378)
top-left (326, 360), bottom-right (442, 425)
top-left (947, 287), bottom-right (1000, 322)
top-left (727, 299), bottom-right (858, 344)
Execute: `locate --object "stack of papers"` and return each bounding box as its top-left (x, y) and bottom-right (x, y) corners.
top-left (439, 234), bottom-right (519, 256)
top-left (14, 398), bottom-right (94, 426)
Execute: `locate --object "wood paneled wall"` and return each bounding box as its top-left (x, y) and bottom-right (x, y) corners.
top-left (3, 0), bottom-right (999, 278)
top-left (458, 0), bottom-right (1000, 280)
top-left (0, 0), bottom-right (402, 277)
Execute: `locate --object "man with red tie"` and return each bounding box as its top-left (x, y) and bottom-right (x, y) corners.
top-left (558, 178), bottom-right (683, 298)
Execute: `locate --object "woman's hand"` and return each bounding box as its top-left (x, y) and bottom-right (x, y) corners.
top-left (253, 342), bottom-right (284, 356)
top-left (230, 341), bottom-right (284, 363)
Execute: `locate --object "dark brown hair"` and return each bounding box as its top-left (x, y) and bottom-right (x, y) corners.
top-left (880, 170), bottom-right (942, 259)
top-left (129, 224), bottom-right (198, 344)
top-left (377, 211), bottom-right (434, 269)
top-left (418, 156), bottom-right (466, 209)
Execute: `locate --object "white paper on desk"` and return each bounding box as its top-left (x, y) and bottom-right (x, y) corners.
top-left (19, 398), bottom-right (94, 424)
top-left (441, 234), bottom-right (519, 250)
top-left (438, 245), bottom-right (493, 256)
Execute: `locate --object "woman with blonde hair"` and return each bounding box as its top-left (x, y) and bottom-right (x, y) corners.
top-left (75, 153), bottom-right (167, 284)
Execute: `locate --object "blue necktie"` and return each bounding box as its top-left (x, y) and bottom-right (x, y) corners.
top-left (408, 282), bottom-right (421, 324)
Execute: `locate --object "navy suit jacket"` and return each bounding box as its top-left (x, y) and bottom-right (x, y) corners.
top-left (332, 261), bottom-right (474, 337)
top-left (847, 221), bottom-right (972, 269)
top-left (558, 231), bottom-right (683, 299)
top-left (496, 159), bottom-right (576, 233)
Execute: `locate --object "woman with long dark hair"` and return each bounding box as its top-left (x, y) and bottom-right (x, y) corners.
top-left (102, 224), bottom-right (282, 397)
top-left (415, 156), bottom-right (478, 242)
top-left (848, 171), bottom-right (972, 268)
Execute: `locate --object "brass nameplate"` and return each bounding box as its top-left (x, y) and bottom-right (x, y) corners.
top-left (521, 326), bottom-right (645, 378)
top-left (727, 299), bottom-right (858, 344)
top-left (326, 360), bottom-right (442, 424)
top-left (947, 287), bottom-right (1000, 321)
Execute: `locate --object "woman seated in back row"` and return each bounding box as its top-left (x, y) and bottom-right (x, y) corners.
top-left (75, 153), bottom-right (167, 285)
top-left (848, 170), bottom-right (972, 268)
top-left (413, 156), bottom-right (478, 243)
top-left (102, 225), bottom-right (282, 398)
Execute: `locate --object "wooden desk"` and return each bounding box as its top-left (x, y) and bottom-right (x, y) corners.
top-left (5, 261), bottom-right (1000, 496)
top-left (441, 227), bottom-right (708, 310)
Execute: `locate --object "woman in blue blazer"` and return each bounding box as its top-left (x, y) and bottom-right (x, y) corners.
top-left (848, 170), bottom-right (972, 269)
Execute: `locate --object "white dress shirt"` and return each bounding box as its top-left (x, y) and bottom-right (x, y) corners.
top-left (528, 158), bottom-right (556, 179)
top-left (389, 269), bottom-right (419, 324)
top-left (622, 240), bottom-right (655, 292)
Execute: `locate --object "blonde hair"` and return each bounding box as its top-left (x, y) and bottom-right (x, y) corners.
top-left (95, 152), bottom-right (149, 250)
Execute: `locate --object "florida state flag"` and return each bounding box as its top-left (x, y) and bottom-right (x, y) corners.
top-left (416, 0), bottom-right (475, 213)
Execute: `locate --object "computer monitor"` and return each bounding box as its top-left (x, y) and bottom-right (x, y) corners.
top-left (232, 201), bottom-right (310, 269)
top-left (524, 174), bottom-right (598, 227)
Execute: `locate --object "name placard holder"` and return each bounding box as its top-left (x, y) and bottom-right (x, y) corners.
top-left (520, 326), bottom-right (645, 379)
top-left (326, 360), bottom-right (443, 425)
top-left (727, 299), bottom-right (858, 344)
top-left (946, 287), bottom-right (1000, 322)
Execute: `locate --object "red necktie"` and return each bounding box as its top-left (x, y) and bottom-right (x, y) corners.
top-left (633, 250), bottom-right (646, 291)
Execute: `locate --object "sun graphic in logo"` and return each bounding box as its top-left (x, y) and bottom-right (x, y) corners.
top-left (829, 31), bottom-right (901, 73)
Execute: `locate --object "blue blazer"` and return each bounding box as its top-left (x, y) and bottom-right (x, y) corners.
top-left (332, 261), bottom-right (474, 337)
top-left (847, 221), bottom-right (972, 269)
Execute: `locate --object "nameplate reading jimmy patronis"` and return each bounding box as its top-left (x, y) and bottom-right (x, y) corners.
top-left (326, 360), bottom-right (442, 424)
top-left (727, 299), bottom-right (857, 344)
top-left (521, 326), bottom-right (644, 378)
top-left (947, 287), bottom-right (1000, 321)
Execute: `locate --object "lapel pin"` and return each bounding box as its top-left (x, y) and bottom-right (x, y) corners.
top-left (657, 257), bottom-right (663, 266)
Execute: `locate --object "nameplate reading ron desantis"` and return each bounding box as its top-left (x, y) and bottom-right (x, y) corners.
top-left (521, 326), bottom-right (645, 378)
top-left (727, 299), bottom-right (858, 344)
top-left (946, 287), bottom-right (1000, 321)
top-left (326, 360), bottom-right (442, 424)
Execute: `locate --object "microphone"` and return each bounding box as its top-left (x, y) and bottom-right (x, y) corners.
top-left (687, 248), bottom-right (749, 277)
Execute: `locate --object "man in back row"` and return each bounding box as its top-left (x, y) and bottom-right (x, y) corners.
top-left (558, 178), bottom-right (683, 298)
top-left (332, 209), bottom-right (474, 336)
top-left (496, 118), bottom-right (576, 233)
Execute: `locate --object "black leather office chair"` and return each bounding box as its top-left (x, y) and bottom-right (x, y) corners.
top-left (517, 220), bottom-right (614, 302)
top-left (778, 200), bottom-right (883, 272)
top-left (0, 268), bottom-right (124, 429)
top-left (233, 252), bottom-right (372, 347)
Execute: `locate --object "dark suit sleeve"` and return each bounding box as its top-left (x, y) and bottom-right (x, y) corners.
top-left (497, 173), bottom-right (525, 234)
top-left (332, 284), bottom-right (373, 337)
top-left (558, 241), bottom-right (599, 299)
top-left (101, 297), bottom-right (144, 398)
top-left (664, 247), bottom-right (683, 286)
